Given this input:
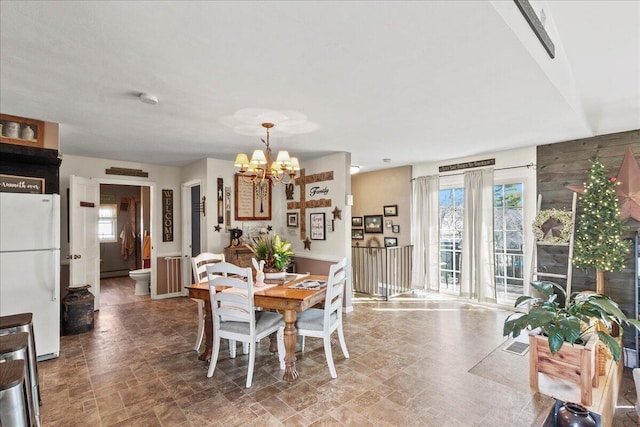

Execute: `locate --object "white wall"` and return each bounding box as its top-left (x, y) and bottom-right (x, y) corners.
top-left (180, 153), bottom-right (351, 261)
top-left (60, 154), bottom-right (183, 258)
top-left (282, 152), bottom-right (351, 263)
top-left (60, 154), bottom-right (182, 298)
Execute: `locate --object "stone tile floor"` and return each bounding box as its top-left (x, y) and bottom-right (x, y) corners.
top-left (37, 278), bottom-right (639, 426)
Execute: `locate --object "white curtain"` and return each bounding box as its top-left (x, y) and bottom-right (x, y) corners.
top-left (460, 169), bottom-right (496, 303)
top-left (411, 175), bottom-right (440, 290)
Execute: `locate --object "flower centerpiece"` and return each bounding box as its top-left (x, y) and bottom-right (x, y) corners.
top-left (247, 233), bottom-right (293, 279)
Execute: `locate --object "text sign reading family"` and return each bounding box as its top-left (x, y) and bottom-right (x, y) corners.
top-left (0, 174), bottom-right (44, 194)
top-left (309, 186), bottom-right (329, 197)
top-left (439, 158), bottom-right (495, 172)
top-left (163, 189), bottom-right (174, 242)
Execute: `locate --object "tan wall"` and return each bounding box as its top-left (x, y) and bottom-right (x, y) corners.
top-left (43, 121), bottom-right (59, 150)
top-left (292, 256), bottom-right (334, 276)
top-left (351, 165), bottom-right (412, 246)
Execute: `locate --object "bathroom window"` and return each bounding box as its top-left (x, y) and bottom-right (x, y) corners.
top-left (99, 204), bottom-right (118, 243)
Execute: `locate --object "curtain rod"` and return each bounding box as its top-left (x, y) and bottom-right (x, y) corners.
top-left (410, 163), bottom-right (536, 181)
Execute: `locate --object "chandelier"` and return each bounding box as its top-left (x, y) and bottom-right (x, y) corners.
top-left (234, 122), bottom-right (300, 184)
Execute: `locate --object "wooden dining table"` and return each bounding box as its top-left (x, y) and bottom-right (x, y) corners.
top-left (186, 274), bottom-right (328, 383)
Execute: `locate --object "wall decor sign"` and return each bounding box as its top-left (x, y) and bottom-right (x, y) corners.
top-left (162, 189), bottom-right (174, 242)
top-left (286, 169), bottom-right (333, 240)
top-left (439, 158), bottom-right (495, 172)
top-left (352, 229), bottom-right (364, 240)
top-left (352, 216), bottom-right (363, 227)
top-left (234, 174), bottom-right (272, 221)
top-left (385, 219), bottom-right (393, 228)
top-left (310, 212), bottom-right (326, 240)
top-left (309, 186), bottom-right (329, 197)
top-left (392, 224), bottom-right (400, 233)
top-left (287, 212), bottom-right (299, 228)
top-left (364, 215), bottom-right (383, 233)
top-left (0, 174), bottom-right (45, 194)
top-left (383, 205), bottom-right (398, 217)
top-left (217, 178), bottom-right (224, 224)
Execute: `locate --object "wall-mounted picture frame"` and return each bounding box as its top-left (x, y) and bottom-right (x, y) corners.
top-left (385, 219), bottom-right (393, 228)
top-left (310, 212), bottom-right (326, 240)
top-left (392, 224), bottom-right (400, 233)
top-left (384, 237), bottom-right (398, 247)
top-left (351, 229), bottom-right (364, 240)
top-left (235, 174), bottom-right (272, 221)
top-left (352, 216), bottom-right (363, 227)
top-left (364, 214), bottom-right (383, 233)
top-left (287, 212), bottom-right (299, 228)
top-left (384, 204), bottom-right (398, 217)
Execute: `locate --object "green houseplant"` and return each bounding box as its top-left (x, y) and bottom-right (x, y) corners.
top-left (247, 233), bottom-right (293, 274)
top-left (503, 280), bottom-right (640, 363)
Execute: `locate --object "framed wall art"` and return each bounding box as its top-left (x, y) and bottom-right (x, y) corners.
top-left (383, 204), bottom-right (398, 217)
top-left (384, 237), bottom-right (398, 247)
top-left (235, 174), bottom-right (272, 221)
top-left (287, 212), bottom-right (299, 228)
top-left (310, 212), bottom-right (326, 240)
top-left (352, 216), bottom-right (363, 227)
top-left (364, 215), bottom-right (383, 233)
top-left (352, 229), bottom-right (364, 240)
top-left (392, 224), bottom-right (400, 233)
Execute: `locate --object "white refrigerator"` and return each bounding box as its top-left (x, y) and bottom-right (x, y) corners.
top-left (0, 192), bottom-right (61, 360)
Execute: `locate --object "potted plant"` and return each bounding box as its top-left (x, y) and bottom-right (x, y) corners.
top-left (247, 233), bottom-right (293, 279)
top-left (504, 280), bottom-right (640, 362)
top-left (504, 280), bottom-right (640, 405)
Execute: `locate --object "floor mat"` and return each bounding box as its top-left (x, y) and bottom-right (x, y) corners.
top-left (468, 340), bottom-right (530, 393)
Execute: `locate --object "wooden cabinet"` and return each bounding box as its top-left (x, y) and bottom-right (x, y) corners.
top-left (224, 245), bottom-right (253, 268)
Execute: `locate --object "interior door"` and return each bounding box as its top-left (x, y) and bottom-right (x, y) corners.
top-left (69, 175), bottom-right (100, 310)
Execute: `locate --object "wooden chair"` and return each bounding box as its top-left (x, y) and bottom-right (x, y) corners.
top-left (190, 252), bottom-right (225, 351)
top-left (206, 262), bottom-right (285, 388)
top-left (295, 258), bottom-right (350, 378)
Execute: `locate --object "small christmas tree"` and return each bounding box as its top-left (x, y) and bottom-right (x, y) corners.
top-left (573, 159), bottom-right (628, 293)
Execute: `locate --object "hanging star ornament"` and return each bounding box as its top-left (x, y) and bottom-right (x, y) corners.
top-left (332, 206), bottom-right (342, 221)
top-left (541, 218), bottom-right (564, 239)
top-left (615, 146), bottom-right (640, 221)
top-left (303, 237), bottom-right (312, 250)
top-left (266, 225), bottom-right (273, 232)
top-left (213, 225), bottom-right (221, 232)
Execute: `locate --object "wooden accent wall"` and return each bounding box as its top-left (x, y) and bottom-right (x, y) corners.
top-left (537, 129), bottom-right (640, 347)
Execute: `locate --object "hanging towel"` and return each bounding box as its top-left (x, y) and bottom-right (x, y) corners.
top-left (120, 221), bottom-right (136, 260)
top-left (142, 235), bottom-right (151, 260)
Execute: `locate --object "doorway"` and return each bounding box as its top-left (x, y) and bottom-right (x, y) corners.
top-left (98, 184), bottom-right (151, 306)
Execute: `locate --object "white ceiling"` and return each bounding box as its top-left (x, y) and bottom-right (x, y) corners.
top-left (1, 1), bottom-right (638, 171)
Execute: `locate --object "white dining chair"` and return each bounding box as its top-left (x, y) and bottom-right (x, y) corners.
top-left (295, 258), bottom-right (350, 378)
top-left (206, 262), bottom-right (285, 388)
top-left (191, 252), bottom-right (225, 351)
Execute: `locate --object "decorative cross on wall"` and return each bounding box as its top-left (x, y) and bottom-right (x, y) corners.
top-left (286, 168), bottom-right (333, 240)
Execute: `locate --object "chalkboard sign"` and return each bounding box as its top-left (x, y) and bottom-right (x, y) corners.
top-left (0, 174), bottom-right (44, 194)
top-left (162, 189), bottom-right (173, 242)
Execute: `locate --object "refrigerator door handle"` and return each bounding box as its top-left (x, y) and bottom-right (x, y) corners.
top-left (53, 252), bottom-right (60, 302)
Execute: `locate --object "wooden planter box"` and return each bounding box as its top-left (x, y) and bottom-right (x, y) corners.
top-left (529, 331), bottom-right (598, 406)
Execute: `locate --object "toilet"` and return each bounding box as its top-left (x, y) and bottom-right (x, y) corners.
top-left (129, 268), bottom-right (151, 295)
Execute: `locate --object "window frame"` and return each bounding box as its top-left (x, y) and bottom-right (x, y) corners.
top-left (98, 203), bottom-right (118, 243)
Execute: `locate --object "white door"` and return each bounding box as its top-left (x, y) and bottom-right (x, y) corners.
top-left (69, 175), bottom-right (100, 310)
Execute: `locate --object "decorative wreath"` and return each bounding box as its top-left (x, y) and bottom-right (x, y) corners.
top-left (533, 209), bottom-right (573, 244)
